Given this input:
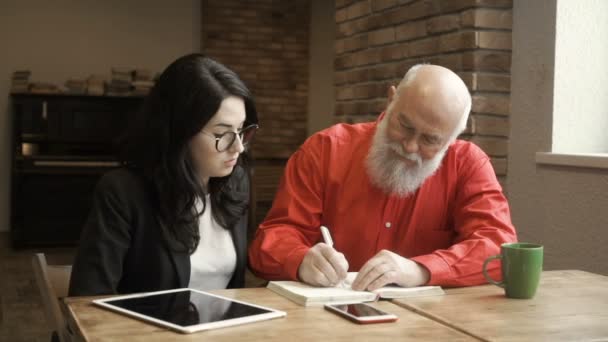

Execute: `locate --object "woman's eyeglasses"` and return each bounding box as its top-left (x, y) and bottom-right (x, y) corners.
top-left (201, 124), bottom-right (259, 152)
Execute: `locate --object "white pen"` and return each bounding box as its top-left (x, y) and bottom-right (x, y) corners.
top-left (320, 225), bottom-right (334, 247)
top-left (320, 225), bottom-right (347, 288)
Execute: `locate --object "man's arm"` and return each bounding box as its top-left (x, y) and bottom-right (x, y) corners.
top-left (411, 149), bottom-right (517, 287)
top-left (248, 142), bottom-right (325, 281)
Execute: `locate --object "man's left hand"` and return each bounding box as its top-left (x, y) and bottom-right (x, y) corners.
top-left (351, 250), bottom-right (430, 291)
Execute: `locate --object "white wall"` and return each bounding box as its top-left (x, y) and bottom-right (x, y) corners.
top-left (552, 0), bottom-right (608, 153)
top-left (0, 0), bottom-right (200, 232)
top-left (307, 0), bottom-right (335, 135)
top-left (508, 0), bottom-right (608, 275)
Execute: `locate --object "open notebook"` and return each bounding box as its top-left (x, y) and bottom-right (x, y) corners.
top-left (267, 272), bottom-right (444, 306)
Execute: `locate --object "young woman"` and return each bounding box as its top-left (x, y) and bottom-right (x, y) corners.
top-left (69, 54), bottom-right (259, 295)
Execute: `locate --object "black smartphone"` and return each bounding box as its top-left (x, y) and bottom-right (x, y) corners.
top-left (324, 302), bottom-right (398, 324)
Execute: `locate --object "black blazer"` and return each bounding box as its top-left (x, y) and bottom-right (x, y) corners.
top-left (68, 168), bottom-right (248, 296)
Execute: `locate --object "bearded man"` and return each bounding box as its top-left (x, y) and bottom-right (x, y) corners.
top-left (248, 64), bottom-right (517, 289)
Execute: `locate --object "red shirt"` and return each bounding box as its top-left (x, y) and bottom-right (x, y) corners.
top-left (249, 121), bottom-right (517, 286)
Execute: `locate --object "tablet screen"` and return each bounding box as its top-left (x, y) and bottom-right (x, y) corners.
top-left (94, 288), bottom-right (286, 333)
top-left (104, 289), bottom-right (272, 327)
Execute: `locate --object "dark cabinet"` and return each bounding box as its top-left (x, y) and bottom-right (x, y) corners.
top-left (10, 94), bottom-right (144, 247)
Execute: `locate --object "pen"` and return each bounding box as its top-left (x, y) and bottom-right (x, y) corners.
top-left (320, 225), bottom-right (334, 247)
top-left (320, 225), bottom-right (347, 288)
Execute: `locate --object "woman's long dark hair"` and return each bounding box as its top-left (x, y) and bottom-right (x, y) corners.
top-left (120, 53), bottom-right (258, 254)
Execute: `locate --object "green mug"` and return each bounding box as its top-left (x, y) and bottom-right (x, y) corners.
top-left (482, 242), bottom-right (543, 299)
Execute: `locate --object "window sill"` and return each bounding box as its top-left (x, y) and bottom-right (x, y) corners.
top-left (535, 152), bottom-right (608, 170)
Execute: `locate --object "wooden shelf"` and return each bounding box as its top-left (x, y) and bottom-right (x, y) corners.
top-left (10, 93), bottom-right (144, 247)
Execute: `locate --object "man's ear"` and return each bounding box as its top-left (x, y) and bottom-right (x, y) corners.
top-left (387, 85), bottom-right (397, 107)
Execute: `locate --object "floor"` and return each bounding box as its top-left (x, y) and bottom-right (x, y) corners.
top-left (0, 232), bottom-right (76, 342)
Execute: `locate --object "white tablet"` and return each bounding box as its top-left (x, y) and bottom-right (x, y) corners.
top-left (93, 288), bottom-right (286, 334)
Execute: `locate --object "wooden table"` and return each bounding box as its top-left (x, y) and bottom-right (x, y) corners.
top-left (64, 287), bottom-right (476, 341)
top-left (392, 270), bottom-right (608, 342)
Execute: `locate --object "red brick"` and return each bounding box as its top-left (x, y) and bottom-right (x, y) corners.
top-left (368, 27), bottom-right (396, 46)
top-left (346, 1), bottom-right (372, 20)
top-left (335, 101), bottom-right (359, 116)
top-left (368, 98), bottom-right (389, 113)
top-left (461, 116), bottom-right (474, 135)
top-left (490, 157), bottom-right (507, 176)
top-left (336, 0), bottom-right (358, 8)
top-left (385, 0), bottom-right (441, 24)
top-left (347, 113), bottom-right (380, 123)
top-left (335, 54), bottom-right (356, 69)
top-left (371, 0), bottom-right (398, 12)
top-left (475, 0), bottom-right (512, 9)
top-left (471, 115), bottom-right (510, 136)
top-left (437, 0), bottom-right (476, 13)
top-left (336, 86), bottom-right (356, 101)
top-left (462, 50), bottom-right (511, 72)
top-left (439, 31), bottom-right (476, 52)
top-left (427, 14), bottom-right (461, 34)
top-left (476, 31), bottom-right (512, 50)
top-left (396, 60), bottom-right (421, 75)
top-left (343, 34), bottom-right (369, 52)
top-left (353, 49), bottom-right (382, 66)
top-left (335, 39), bottom-right (346, 55)
top-left (395, 20), bottom-right (427, 41)
top-left (426, 53), bottom-right (463, 71)
top-left (346, 68), bottom-right (371, 83)
top-left (472, 94), bottom-right (510, 116)
top-left (407, 37), bottom-right (440, 57)
top-left (460, 72), bottom-right (510, 92)
top-left (369, 62), bottom-right (402, 80)
top-left (470, 136), bottom-right (508, 157)
top-left (461, 8), bottom-right (512, 29)
top-left (353, 83), bottom-right (385, 99)
top-left (336, 7), bottom-right (348, 23)
top-left (337, 17), bottom-right (372, 37)
top-left (380, 44), bottom-right (406, 61)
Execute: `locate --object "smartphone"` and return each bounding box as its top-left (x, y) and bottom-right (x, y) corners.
top-left (324, 302), bottom-right (398, 324)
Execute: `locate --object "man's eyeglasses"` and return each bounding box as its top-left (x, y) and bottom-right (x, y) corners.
top-left (201, 124), bottom-right (259, 152)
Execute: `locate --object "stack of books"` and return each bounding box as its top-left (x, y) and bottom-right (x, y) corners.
top-left (87, 75), bottom-right (105, 96)
top-left (64, 78), bottom-right (87, 94)
top-left (107, 67), bottom-right (133, 96)
top-left (29, 82), bottom-right (60, 94)
top-left (132, 68), bottom-right (154, 96)
top-left (11, 70), bottom-right (31, 93)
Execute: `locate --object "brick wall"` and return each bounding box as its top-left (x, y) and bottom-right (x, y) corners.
top-left (201, 0), bottom-right (310, 229)
top-left (201, 0), bottom-right (310, 159)
top-left (334, 0), bottom-right (512, 185)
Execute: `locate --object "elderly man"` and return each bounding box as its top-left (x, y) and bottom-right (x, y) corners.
top-left (249, 64), bottom-right (517, 290)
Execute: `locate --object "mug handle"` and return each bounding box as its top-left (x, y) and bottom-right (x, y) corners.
top-left (482, 255), bottom-right (505, 288)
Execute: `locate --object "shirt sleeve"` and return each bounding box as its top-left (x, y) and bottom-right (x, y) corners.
top-left (248, 138), bottom-right (326, 281)
top-left (411, 149), bottom-right (517, 287)
top-left (68, 174), bottom-right (132, 296)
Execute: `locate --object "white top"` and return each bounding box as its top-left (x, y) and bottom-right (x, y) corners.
top-left (189, 195), bottom-right (236, 290)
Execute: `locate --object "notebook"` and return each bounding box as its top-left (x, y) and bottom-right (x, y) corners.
top-left (267, 272), bottom-right (444, 306)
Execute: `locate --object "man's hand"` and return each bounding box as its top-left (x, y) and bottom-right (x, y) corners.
top-left (297, 243), bottom-right (349, 287)
top-left (351, 250), bottom-right (430, 291)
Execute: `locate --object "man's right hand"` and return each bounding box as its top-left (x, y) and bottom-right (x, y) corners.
top-left (297, 243), bottom-right (349, 287)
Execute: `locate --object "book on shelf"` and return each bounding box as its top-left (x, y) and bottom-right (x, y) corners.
top-left (267, 272), bottom-right (444, 306)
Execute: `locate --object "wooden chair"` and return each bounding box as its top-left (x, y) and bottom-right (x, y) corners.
top-left (31, 253), bottom-right (73, 342)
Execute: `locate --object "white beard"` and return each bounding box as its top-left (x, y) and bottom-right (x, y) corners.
top-left (366, 118), bottom-right (449, 197)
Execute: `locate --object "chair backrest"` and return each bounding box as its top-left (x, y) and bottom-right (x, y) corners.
top-left (31, 253), bottom-right (72, 342)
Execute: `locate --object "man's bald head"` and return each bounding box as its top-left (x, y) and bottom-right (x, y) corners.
top-left (368, 65), bottom-right (471, 196)
top-left (392, 64), bottom-right (471, 141)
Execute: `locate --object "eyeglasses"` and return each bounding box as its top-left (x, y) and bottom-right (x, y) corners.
top-left (201, 124), bottom-right (259, 152)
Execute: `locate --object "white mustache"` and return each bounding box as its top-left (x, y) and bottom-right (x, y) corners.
top-left (388, 143), bottom-right (422, 165)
